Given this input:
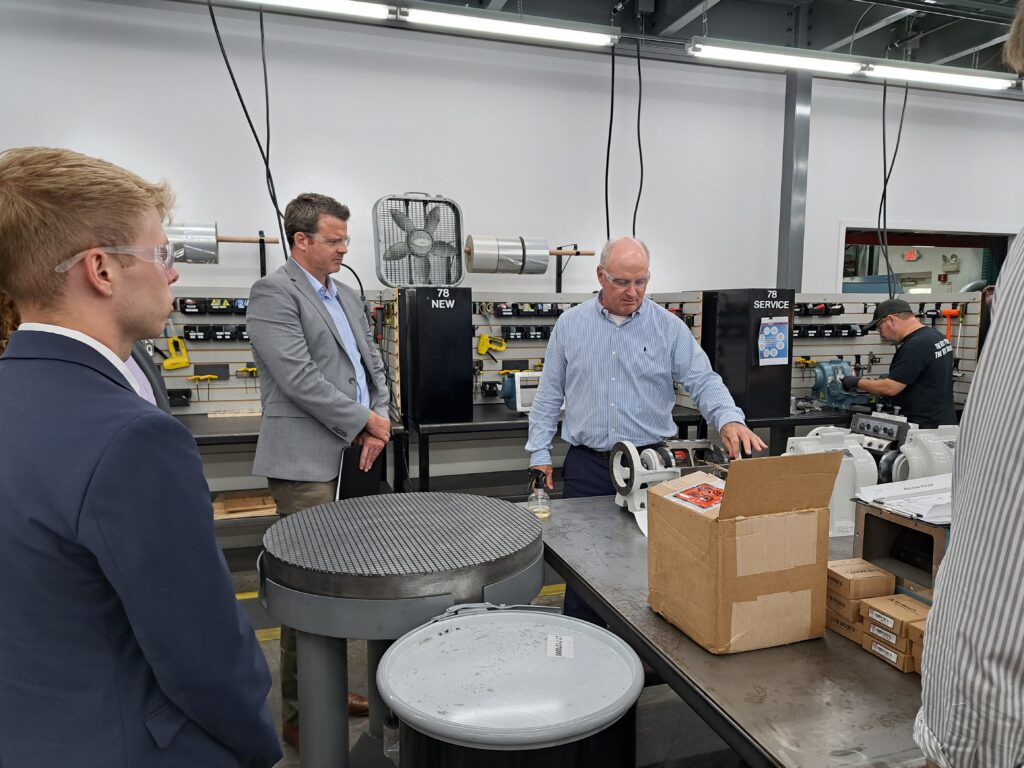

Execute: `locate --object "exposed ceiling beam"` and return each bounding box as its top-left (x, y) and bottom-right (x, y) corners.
top-left (659, 0), bottom-right (723, 36)
top-left (847, 0), bottom-right (1013, 25)
top-left (486, 0), bottom-right (508, 9)
top-left (822, 9), bottom-right (915, 52)
top-left (932, 32), bottom-right (1009, 62)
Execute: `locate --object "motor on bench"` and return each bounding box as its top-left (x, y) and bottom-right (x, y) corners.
top-left (608, 439), bottom-right (728, 515)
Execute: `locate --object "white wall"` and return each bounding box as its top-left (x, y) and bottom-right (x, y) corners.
top-left (1, 0), bottom-right (785, 294)
top-left (4, 2), bottom-right (1024, 296)
top-left (804, 78), bottom-right (1024, 292)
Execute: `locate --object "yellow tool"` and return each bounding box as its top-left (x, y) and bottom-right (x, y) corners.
top-left (162, 336), bottom-right (190, 370)
top-left (477, 334), bottom-right (507, 356)
top-left (795, 357), bottom-right (817, 368)
top-left (236, 366), bottom-right (259, 394)
top-left (186, 374), bottom-right (218, 401)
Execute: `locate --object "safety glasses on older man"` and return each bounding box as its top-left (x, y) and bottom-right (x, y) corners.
top-left (54, 243), bottom-right (179, 273)
top-left (602, 270), bottom-right (650, 289)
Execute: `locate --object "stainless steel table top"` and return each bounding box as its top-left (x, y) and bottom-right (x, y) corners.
top-left (541, 496), bottom-right (924, 768)
top-left (263, 492), bottom-right (542, 601)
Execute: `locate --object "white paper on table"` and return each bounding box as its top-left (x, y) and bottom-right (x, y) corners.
top-left (855, 473), bottom-right (952, 525)
top-left (634, 507), bottom-right (648, 537)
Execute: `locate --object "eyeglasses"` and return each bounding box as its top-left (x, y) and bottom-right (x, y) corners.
top-left (602, 269), bottom-right (650, 289)
top-left (308, 233), bottom-right (351, 248)
top-left (55, 244), bottom-right (179, 274)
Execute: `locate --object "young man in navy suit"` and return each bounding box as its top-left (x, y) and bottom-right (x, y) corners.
top-left (0, 147), bottom-right (281, 768)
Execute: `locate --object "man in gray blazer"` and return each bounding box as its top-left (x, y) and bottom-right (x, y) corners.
top-left (246, 193), bottom-right (390, 746)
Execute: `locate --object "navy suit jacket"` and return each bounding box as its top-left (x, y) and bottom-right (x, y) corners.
top-left (0, 331), bottom-right (281, 768)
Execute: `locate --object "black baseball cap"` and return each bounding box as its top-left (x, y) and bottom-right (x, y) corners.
top-left (865, 298), bottom-right (913, 331)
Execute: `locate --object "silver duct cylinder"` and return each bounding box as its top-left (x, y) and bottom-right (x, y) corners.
top-left (465, 235), bottom-right (550, 275)
top-left (166, 222), bottom-right (219, 264)
top-left (521, 238), bottom-right (549, 275)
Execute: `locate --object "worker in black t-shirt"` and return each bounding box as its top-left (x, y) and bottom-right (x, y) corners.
top-left (841, 298), bottom-right (957, 429)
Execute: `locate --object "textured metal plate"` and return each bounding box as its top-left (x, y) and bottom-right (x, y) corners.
top-left (263, 493), bottom-right (543, 600)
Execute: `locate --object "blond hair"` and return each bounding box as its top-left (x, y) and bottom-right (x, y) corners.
top-left (0, 147), bottom-right (175, 309)
top-left (1005, 0), bottom-right (1024, 73)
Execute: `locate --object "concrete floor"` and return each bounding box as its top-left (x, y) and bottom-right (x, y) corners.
top-left (232, 553), bottom-right (747, 768)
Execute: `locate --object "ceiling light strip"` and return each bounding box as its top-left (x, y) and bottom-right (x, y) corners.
top-left (401, 8), bottom-right (617, 47)
top-left (688, 37), bottom-right (1019, 92)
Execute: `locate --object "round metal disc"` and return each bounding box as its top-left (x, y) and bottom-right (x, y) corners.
top-left (263, 492), bottom-right (543, 601)
top-left (609, 441), bottom-right (641, 496)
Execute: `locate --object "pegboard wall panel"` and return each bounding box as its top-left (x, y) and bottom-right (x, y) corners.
top-left (466, 292), bottom-right (702, 408)
top-left (157, 286), bottom-right (397, 417)
top-left (792, 291), bottom-right (980, 406)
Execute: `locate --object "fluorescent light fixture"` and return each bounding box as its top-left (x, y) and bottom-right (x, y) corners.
top-left (688, 37), bottom-right (1021, 93)
top-left (688, 40), bottom-right (862, 75)
top-left (402, 7), bottom-right (618, 47)
top-left (230, 0), bottom-right (390, 19)
top-left (866, 63), bottom-right (1016, 91)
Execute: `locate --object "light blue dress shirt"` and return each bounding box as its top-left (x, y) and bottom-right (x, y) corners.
top-left (526, 296), bottom-right (746, 466)
top-left (296, 263), bottom-right (370, 408)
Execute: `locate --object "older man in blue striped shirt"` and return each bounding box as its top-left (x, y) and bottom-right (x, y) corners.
top-left (527, 237), bottom-right (764, 496)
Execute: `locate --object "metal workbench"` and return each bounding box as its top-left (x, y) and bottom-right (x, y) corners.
top-left (541, 496), bottom-right (924, 768)
top-left (410, 404), bottom-right (852, 491)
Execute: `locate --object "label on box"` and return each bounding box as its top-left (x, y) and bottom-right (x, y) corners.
top-left (871, 640), bottom-right (898, 664)
top-left (868, 608), bottom-right (896, 629)
top-left (671, 480), bottom-right (725, 512)
top-left (869, 624), bottom-right (898, 645)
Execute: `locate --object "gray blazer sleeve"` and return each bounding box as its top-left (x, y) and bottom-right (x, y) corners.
top-left (247, 278), bottom-right (371, 444)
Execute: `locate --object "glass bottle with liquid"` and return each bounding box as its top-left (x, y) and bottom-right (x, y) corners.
top-left (526, 468), bottom-right (551, 519)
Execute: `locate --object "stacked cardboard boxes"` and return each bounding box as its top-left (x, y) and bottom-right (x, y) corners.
top-left (825, 559), bottom-right (896, 647)
top-left (859, 594), bottom-right (930, 673)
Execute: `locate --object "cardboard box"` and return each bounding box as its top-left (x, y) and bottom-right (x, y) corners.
top-left (826, 589), bottom-right (864, 622)
top-left (914, 655), bottom-right (922, 674)
top-left (911, 641), bottom-right (923, 660)
top-left (865, 620), bottom-right (911, 652)
top-left (826, 609), bottom-right (864, 644)
top-left (827, 559), bottom-right (896, 599)
top-left (859, 594), bottom-right (930, 636)
top-left (862, 634), bottom-right (915, 672)
top-left (907, 618), bottom-right (926, 647)
top-left (648, 453), bottom-right (842, 654)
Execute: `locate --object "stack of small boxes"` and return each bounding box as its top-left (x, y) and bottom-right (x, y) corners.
top-left (825, 559), bottom-right (929, 674)
top-left (860, 594), bottom-right (928, 673)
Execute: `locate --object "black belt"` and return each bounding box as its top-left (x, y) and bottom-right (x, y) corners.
top-left (574, 443), bottom-right (663, 460)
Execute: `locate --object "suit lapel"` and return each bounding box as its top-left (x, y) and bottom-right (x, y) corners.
top-left (283, 259), bottom-right (346, 352)
top-left (332, 281), bottom-right (373, 362)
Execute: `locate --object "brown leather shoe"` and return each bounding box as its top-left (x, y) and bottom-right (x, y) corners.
top-left (348, 692), bottom-right (369, 717)
top-left (281, 722), bottom-right (300, 752)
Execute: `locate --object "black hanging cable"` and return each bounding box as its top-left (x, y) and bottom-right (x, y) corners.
top-left (605, 42), bottom-right (616, 242)
top-left (207, 1), bottom-right (290, 259)
top-left (341, 263), bottom-right (365, 301)
top-left (258, 10), bottom-right (289, 259)
top-left (875, 79), bottom-right (910, 298)
top-left (631, 36), bottom-right (644, 238)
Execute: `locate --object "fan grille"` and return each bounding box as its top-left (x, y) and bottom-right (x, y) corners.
top-left (373, 195), bottom-right (464, 288)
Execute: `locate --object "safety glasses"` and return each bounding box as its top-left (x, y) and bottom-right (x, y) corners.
top-left (54, 243), bottom-right (179, 273)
